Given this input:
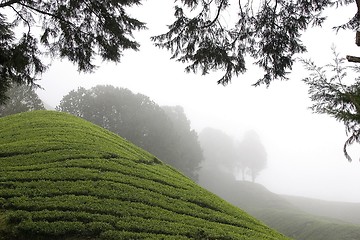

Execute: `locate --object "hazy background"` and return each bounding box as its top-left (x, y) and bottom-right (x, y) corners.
top-left (37, 1), bottom-right (360, 202)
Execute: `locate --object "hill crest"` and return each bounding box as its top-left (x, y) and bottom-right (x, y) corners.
top-left (0, 111), bottom-right (288, 239)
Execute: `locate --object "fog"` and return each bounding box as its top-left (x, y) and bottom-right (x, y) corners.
top-left (37, 1), bottom-right (360, 203)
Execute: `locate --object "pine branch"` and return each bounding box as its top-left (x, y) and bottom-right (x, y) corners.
top-left (18, 2), bottom-right (68, 24)
top-left (347, 55), bottom-right (360, 63)
top-left (201, 0), bottom-right (226, 28)
top-left (0, 0), bottom-right (21, 8)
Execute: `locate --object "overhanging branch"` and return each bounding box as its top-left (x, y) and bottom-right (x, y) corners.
top-left (9, 5), bottom-right (30, 34)
top-left (0, 0), bottom-right (21, 8)
top-left (201, 0), bottom-right (226, 28)
top-left (347, 55), bottom-right (360, 63)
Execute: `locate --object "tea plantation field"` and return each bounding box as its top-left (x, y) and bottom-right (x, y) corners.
top-left (0, 111), bottom-right (289, 239)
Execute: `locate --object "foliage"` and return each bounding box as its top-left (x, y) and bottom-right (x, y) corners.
top-left (56, 85), bottom-right (203, 180)
top-left (162, 105), bottom-right (204, 180)
top-left (0, 0), bottom-right (356, 102)
top-left (236, 130), bottom-right (267, 182)
top-left (301, 48), bottom-right (360, 161)
top-left (198, 128), bottom-right (267, 183)
top-left (0, 110), bottom-right (289, 239)
top-left (151, 0), bottom-right (356, 86)
top-left (0, 0), bottom-right (145, 104)
top-left (0, 84), bottom-right (44, 117)
top-left (198, 127), bottom-right (238, 173)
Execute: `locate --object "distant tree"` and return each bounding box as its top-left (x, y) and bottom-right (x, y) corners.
top-left (237, 130), bottom-right (267, 182)
top-left (56, 85), bottom-right (173, 156)
top-left (197, 128), bottom-right (239, 193)
top-left (162, 106), bottom-right (204, 179)
top-left (198, 128), bottom-right (238, 176)
top-left (57, 85), bottom-right (202, 180)
top-left (152, 1), bottom-right (360, 162)
top-left (2, 0), bottom-right (358, 162)
top-left (0, 84), bottom-right (44, 117)
top-left (198, 128), bottom-right (267, 183)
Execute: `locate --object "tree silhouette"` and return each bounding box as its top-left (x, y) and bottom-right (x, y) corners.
top-left (0, 84), bottom-right (44, 117)
top-left (302, 47), bottom-right (360, 161)
top-left (0, 0), bottom-right (145, 103)
top-left (152, 0), bottom-right (358, 85)
top-left (236, 130), bottom-right (267, 182)
top-left (0, 1), bottom-right (358, 103)
top-left (57, 85), bottom-right (203, 180)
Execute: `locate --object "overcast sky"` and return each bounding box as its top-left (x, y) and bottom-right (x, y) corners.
top-left (37, 1), bottom-right (360, 202)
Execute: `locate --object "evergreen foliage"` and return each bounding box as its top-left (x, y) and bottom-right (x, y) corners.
top-left (0, 110), bottom-right (289, 239)
top-left (151, 0), bottom-right (356, 85)
top-left (302, 47), bottom-right (360, 161)
top-left (0, 0), bottom-right (145, 104)
top-left (1, 0), bottom-right (359, 161)
top-left (0, 0), bottom-right (357, 102)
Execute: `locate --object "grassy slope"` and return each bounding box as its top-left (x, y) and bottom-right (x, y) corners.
top-left (0, 111), bottom-right (288, 240)
top-left (282, 195), bottom-right (360, 225)
top-left (213, 181), bottom-right (360, 240)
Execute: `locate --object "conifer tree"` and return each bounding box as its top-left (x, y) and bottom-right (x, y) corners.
top-left (0, 0), bottom-right (145, 103)
top-left (0, 1), bottom-right (357, 104)
top-left (302, 47), bottom-right (360, 161)
top-left (152, 0), bottom-right (357, 85)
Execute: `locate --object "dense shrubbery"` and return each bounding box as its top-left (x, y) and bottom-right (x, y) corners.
top-left (0, 111), bottom-right (288, 239)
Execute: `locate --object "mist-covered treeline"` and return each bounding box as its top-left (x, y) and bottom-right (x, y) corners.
top-left (198, 127), bottom-right (267, 185)
top-left (0, 84), bottom-right (44, 117)
top-left (56, 85), bottom-right (203, 180)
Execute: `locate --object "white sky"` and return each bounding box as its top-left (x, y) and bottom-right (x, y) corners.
top-left (36, 1), bottom-right (360, 202)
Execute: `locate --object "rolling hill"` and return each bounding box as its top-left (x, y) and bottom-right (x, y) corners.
top-left (199, 178), bottom-right (360, 240)
top-left (283, 195), bottom-right (360, 225)
top-left (0, 110), bottom-right (288, 240)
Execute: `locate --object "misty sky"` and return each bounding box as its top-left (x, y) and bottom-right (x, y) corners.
top-left (37, 1), bottom-right (360, 202)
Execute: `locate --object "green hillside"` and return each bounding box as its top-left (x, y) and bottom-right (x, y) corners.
top-left (0, 111), bottom-right (288, 240)
top-left (283, 195), bottom-right (360, 225)
top-left (202, 180), bottom-right (360, 240)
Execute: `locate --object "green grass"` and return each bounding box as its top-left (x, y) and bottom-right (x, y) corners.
top-left (0, 111), bottom-right (289, 240)
top-left (205, 180), bottom-right (360, 240)
top-left (252, 208), bottom-right (360, 240)
top-left (282, 195), bottom-right (360, 225)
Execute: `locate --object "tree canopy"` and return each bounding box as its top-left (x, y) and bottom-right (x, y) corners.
top-left (1, 0), bottom-right (360, 160)
top-left (302, 47), bottom-right (360, 161)
top-left (57, 85), bottom-right (203, 180)
top-left (0, 0), bottom-right (357, 104)
top-left (162, 105), bottom-right (204, 179)
top-left (236, 130), bottom-right (267, 182)
top-left (0, 83), bottom-right (44, 117)
top-left (152, 0), bottom-right (357, 86)
top-left (198, 128), bottom-right (267, 183)
top-left (0, 0), bottom-right (145, 104)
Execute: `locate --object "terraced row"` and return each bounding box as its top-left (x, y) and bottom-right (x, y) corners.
top-left (0, 111), bottom-right (289, 239)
